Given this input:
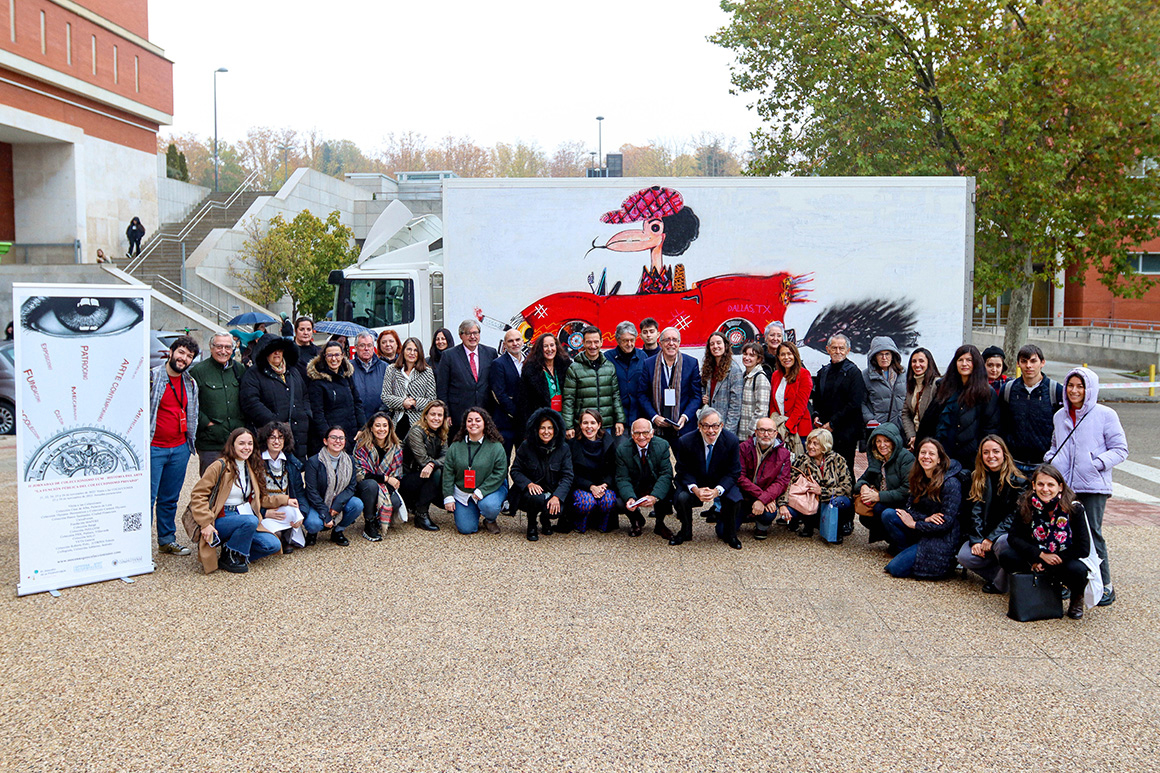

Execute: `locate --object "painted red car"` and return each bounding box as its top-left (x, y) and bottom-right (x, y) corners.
top-left (512, 272), bottom-right (811, 353)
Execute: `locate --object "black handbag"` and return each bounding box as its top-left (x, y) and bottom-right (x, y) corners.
top-left (1007, 572), bottom-right (1064, 622)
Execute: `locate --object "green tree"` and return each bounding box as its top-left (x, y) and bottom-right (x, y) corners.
top-left (490, 141), bottom-right (548, 177)
top-left (233, 210), bottom-right (358, 319)
top-left (164, 142), bottom-right (189, 182)
top-left (714, 0), bottom-right (1160, 351)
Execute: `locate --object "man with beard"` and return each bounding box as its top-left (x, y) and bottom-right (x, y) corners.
top-left (738, 417), bottom-right (793, 540)
top-left (149, 335), bottom-right (201, 556)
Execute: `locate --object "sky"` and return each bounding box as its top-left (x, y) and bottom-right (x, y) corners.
top-left (149, 0), bottom-right (761, 156)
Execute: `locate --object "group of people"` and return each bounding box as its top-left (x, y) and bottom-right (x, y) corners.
top-left (148, 314), bottom-right (1128, 618)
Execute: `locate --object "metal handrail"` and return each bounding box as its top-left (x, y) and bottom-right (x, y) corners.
top-left (972, 313), bottom-right (1160, 332)
top-left (149, 274), bottom-right (230, 324)
top-left (126, 169), bottom-right (262, 275)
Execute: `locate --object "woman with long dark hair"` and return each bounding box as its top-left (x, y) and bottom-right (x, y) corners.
top-left (932, 344), bottom-right (1000, 469)
top-left (428, 328), bottom-right (453, 367)
top-left (700, 331), bottom-right (743, 436)
top-left (442, 407), bottom-right (509, 535)
top-left (353, 412), bottom-right (404, 541)
top-left (567, 408), bottom-right (620, 533)
top-left (520, 333), bottom-right (572, 416)
top-left (879, 438), bottom-right (962, 579)
top-left (381, 336), bottom-right (436, 439)
top-left (958, 435), bottom-right (1025, 593)
top-left (902, 347), bottom-right (941, 449)
top-left (769, 340), bottom-right (813, 453)
top-left (511, 408), bottom-right (574, 541)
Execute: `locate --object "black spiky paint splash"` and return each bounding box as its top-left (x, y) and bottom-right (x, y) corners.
top-left (801, 299), bottom-right (920, 354)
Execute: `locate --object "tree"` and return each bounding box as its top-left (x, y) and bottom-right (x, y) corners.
top-left (490, 141), bottom-right (548, 177)
top-left (232, 209), bottom-right (358, 319)
top-left (426, 135), bottom-right (492, 177)
top-left (377, 131), bottom-right (430, 177)
top-left (547, 141), bottom-right (590, 178)
top-left (714, 0), bottom-right (1160, 353)
top-left (165, 142), bottom-right (189, 181)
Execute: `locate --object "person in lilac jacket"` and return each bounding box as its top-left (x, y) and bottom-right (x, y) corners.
top-left (1045, 367), bottom-right (1127, 606)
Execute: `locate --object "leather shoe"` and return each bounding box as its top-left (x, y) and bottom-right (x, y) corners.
top-left (654, 523), bottom-right (674, 540)
top-left (413, 514), bottom-right (439, 532)
top-left (484, 519), bottom-right (501, 534)
top-left (304, 533), bottom-right (317, 546)
top-left (981, 582), bottom-right (1002, 594)
top-left (726, 537), bottom-right (742, 550)
top-left (1067, 598), bottom-right (1084, 619)
top-left (330, 530), bottom-right (350, 547)
top-left (668, 535), bottom-right (684, 546)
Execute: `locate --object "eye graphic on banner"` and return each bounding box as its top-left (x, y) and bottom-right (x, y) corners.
top-left (20, 296), bottom-right (145, 337)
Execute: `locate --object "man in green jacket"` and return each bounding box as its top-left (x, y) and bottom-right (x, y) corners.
top-left (615, 419), bottom-right (675, 539)
top-left (189, 332), bottom-right (248, 474)
top-left (562, 326), bottom-right (626, 438)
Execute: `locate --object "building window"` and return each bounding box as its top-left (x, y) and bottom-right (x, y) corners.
top-left (112, 45), bottom-right (118, 84)
top-left (66, 23), bottom-right (71, 65)
top-left (39, 10), bottom-right (44, 54)
top-left (1129, 253), bottom-right (1160, 275)
top-left (134, 55), bottom-right (139, 92)
top-left (91, 34), bottom-right (96, 75)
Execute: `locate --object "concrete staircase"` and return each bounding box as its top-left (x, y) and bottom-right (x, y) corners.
top-left (129, 188), bottom-right (275, 301)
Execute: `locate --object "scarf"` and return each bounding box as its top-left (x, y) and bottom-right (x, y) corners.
top-left (1029, 494), bottom-right (1072, 554)
top-left (354, 442), bottom-right (403, 526)
top-left (319, 448), bottom-right (353, 508)
top-left (651, 353), bottom-right (682, 422)
top-left (269, 357), bottom-right (287, 383)
top-left (909, 372), bottom-right (927, 413)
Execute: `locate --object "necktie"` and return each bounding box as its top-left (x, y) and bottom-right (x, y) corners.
top-left (469, 351), bottom-right (478, 381)
top-left (705, 444), bottom-right (714, 470)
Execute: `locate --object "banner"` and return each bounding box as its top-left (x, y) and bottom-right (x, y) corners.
top-left (14, 284), bottom-right (152, 595)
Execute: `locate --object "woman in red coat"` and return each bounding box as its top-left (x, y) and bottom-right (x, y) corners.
top-left (769, 341), bottom-right (813, 452)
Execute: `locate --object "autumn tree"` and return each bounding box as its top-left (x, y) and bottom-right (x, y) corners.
top-left (713, 0), bottom-right (1160, 352)
top-left (232, 210), bottom-right (358, 318)
top-left (547, 141), bottom-right (590, 177)
top-left (425, 135), bottom-right (492, 177)
top-left (491, 141), bottom-right (548, 177)
top-left (377, 131), bottom-right (430, 177)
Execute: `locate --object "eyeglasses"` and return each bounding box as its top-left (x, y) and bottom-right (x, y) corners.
top-left (755, 427), bottom-right (775, 434)
top-left (326, 435), bottom-right (345, 441)
top-left (631, 430), bottom-right (652, 436)
top-left (699, 423), bottom-right (723, 430)
top-left (660, 337), bottom-right (679, 344)
top-left (210, 343), bottom-right (233, 350)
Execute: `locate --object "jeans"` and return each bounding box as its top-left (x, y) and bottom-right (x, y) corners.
top-left (1078, 493), bottom-right (1112, 588)
top-left (956, 540), bottom-right (1008, 590)
top-left (302, 508), bottom-right (326, 535)
top-left (328, 497), bottom-right (363, 532)
top-left (216, 509), bottom-right (281, 561)
top-left (150, 444), bottom-right (190, 546)
top-left (452, 483), bottom-right (508, 534)
top-left (880, 508), bottom-right (918, 551)
top-left (886, 544), bottom-right (918, 577)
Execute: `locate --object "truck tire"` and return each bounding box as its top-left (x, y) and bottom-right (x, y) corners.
top-left (717, 318), bottom-right (758, 354)
top-left (557, 321), bottom-right (588, 356)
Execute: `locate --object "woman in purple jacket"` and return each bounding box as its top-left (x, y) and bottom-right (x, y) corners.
top-left (1045, 367), bottom-right (1127, 607)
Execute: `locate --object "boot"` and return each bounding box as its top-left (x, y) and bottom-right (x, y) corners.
top-left (219, 547), bottom-right (248, 574)
top-left (363, 518), bottom-right (382, 543)
top-left (304, 532), bottom-right (317, 547)
top-left (280, 531), bottom-right (294, 555)
top-left (1067, 597), bottom-right (1084, 619)
top-left (539, 512), bottom-right (554, 536)
top-left (526, 515), bottom-right (539, 542)
top-left (556, 514), bottom-right (574, 534)
top-left (413, 512), bottom-right (439, 532)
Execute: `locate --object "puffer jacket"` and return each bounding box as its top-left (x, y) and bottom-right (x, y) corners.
top-left (705, 358), bottom-right (744, 436)
top-left (907, 459), bottom-right (963, 580)
top-left (855, 422), bottom-right (914, 507)
top-left (306, 355), bottom-right (364, 454)
top-left (561, 354), bottom-right (626, 430)
top-left (862, 336), bottom-right (907, 427)
top-left (511, 408), bottom-right (574, 502)
top-left (1046, 367), bottom-right (1128, 495)
top-left (239, 336), bottom-right (311, 458)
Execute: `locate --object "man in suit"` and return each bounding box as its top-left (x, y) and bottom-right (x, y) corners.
top-left (489, 327), bottom-right (526, 459)
top-left (437, 319), bottom-right (498, 432)
top-left (636, 326), bottom-right (702, 445)
top-left (614, 418), bottom-right (675, 539)
top-left (673, 407), bottom-right (744, 549)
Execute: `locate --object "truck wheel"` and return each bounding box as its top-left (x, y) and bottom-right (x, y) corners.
top-left (557, 321), bottom-right (588, 356)
top-left (717, 318), bottom-right (758, 354)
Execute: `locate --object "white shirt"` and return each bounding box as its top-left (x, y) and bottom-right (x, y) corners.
top-left (506, 351), bottom-right (524, 375)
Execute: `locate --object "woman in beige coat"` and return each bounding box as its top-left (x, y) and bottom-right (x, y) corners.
top-left (189, 427), bottom-right (287, 574)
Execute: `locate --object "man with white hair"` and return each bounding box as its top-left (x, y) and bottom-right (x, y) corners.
top-left (605, 320), bottom-right (647, 424)
top-left (351, 331), bottom-right (388, 412)
top-left (636, 326), bottom-right (702, 444)
top-left (189, 332), bottom-right (247, 474)
top-left (672, 406), bottom-right (743, 549)
top-left (739, 417), bottom-right (793, 540)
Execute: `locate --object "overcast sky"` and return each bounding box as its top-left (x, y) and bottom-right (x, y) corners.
top-left (150, 0), bottom-right (760, 155)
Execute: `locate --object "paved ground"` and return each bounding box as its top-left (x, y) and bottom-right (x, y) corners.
top-left (2, 434), bottom-right (1159, 772)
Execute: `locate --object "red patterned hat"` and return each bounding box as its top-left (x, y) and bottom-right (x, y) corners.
top-left (600, 186), bottom-right (684, 224)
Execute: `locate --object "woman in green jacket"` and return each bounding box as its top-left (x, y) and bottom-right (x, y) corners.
top-left (442, 407), bottom-right (509, 535)
top-left (854, 422), bottom-right (914, 543)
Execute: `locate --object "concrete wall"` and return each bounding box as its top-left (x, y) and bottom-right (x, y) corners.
top-left (11, 141), bottom-right (81, 257)
top-left (155, 157), bottom-right (210, 225)
top-left (84, 135), bottom-right (159, 259)
top-left (973, 329), bottom-right (1160, 372)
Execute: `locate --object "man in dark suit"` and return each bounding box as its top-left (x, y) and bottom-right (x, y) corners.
top-left (436, 319), bottom-right (498, 432)
top-left (615, 418), bottom-right (675, 539)
top-left (489, 327), bottom-right (526, 459)
top-left (636, 326), bottom-right (702, 444)
top-left (673, 407), bottom-right (743, 549)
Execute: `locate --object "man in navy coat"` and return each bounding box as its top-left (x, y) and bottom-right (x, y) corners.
top-left (436, 319), bottom-right (498, 432)
top-left (672, 406), bottom-right (743, 549)
top-left (489, 327), bottom-right (526, 458)
top-left (605, 320), bottom-right (647, 425)
top-left (636, 326), bottom-right (702, 445)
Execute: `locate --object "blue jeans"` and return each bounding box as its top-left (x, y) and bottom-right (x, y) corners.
top-left (326, 497), bottom-right (363, 532)
top-left (150, 444), bottom-right (190, 546)
top-left (302, 508), bottom-right (325, 535)
top-left (453, 483), bottom-right (508, 534)
top-left (880, 508), bottom-right (918, 551)
top-left (216, 509), bottom-right (281, 561)
top-left (886, 544), bottom-right (918, 577)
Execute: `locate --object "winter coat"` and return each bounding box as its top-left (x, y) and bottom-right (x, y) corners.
top-left (510, 408), bottom-right (574, 502)
top-left (189, 458), bottom-right (287, 573)
top-left (739, 366), bottom-right (771, 439)
top-left (778, 451), bottom-right (852, 508)
top-left (704, 358), bottom-right (744, 436)
top-left (965, 470), bottom-right (1025, 545)
top-left (1045, 367), bottom-right (1128, 495)
top-left (521, 362), bottom-right (564, 417)
top-left (1008, 499), bottom-right (1091, 566)
top-left (854, 422), bottom-right (914, 508)
top-left (380, 363), bottom-right (437, 430)
top-left (568, 432), bottom-right (618, 491)
top-left (738, 436), bottom-right (793, 505)
top-left (901, 374), bottom-right (937, 444)
top-left (304, 451), bottom-right (358, 515)
top-left (934, 387), bottom-right (1000, 469)
top-left (770, 368), bottom-right (813, 438)
top-left (239, 336), bottom-right (311, 458)
top-left (189, 358), bottom-right (247, 453)
top-left (905, 459), bottom-right (963, 580)
top-left (605, 347), bottom-right (647, 424)
top-left (1000, 376), bottom-right (1065, 467)
top-left (862, 336), bottom-right (907, 427)
top-left (562, 353), bottom-right (626, 430)
top-left (306, 355), bottom-right (365, 454)
top-left (811, 359), bottom-right (865, 445)
top-left (350, 355), bottom-right (388, 414)
top-left (403, 424), bottom-right (447, 475)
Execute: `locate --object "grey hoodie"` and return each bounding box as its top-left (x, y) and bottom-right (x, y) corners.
top-left (862, 336), bottom-right (907, 426)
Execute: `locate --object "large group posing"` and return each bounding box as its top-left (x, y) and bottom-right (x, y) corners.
top-left (149, 315), bottom-right (1127, 618)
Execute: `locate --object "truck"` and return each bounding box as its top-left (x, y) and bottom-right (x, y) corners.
top-left (330, 177), bottom-right (974, 371)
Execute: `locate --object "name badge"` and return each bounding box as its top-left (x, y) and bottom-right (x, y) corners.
top-left (663, 389), bottom-right (677, 407)
top-left (236, 502), bottom-right (255, 517)
top-left (178, 410), bottom-right (188, 434)
top-left (463, 469), bottom-right (476, 489)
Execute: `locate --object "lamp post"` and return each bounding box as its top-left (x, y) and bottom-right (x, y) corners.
top-left (596, 116), bottom-right (604, 177)
top-left (277, 143), bottom-right (291, 186)
top-left (213, 67), bottom-right (228, 191)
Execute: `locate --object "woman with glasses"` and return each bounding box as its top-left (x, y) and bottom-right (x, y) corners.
top-left (307, 340), bottom-right (365, 454)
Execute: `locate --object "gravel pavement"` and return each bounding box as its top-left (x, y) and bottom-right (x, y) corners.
top-left (2, 439), bottom-right (1158, 772)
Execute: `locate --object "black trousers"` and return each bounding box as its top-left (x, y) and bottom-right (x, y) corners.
top-left (673, 489), bottom-right (739, 541)
top-left (517, 490), bottom-right (559, 521)
top-left (399, 468), bottom-right (442, 515)
top-left (357, 478), bottom-right (400, 525)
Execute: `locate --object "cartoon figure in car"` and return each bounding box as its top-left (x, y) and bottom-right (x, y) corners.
top-left (592, 186), bottom-right (700, 294)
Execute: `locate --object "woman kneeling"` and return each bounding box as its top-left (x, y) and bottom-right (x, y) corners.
top-left (191, 428), bottom-right (286, 574)
top-left (512, 408), bottom-right (574, 541)
top-left (880, 438), bottom-right (962, 579)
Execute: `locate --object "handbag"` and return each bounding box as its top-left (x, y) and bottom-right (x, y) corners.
top-left (1007, 572), bottom-right (1064, 622)
top-left (786, 474), bottom-right (818, 515)
top-left (854, 496), bottom-right (876, 519)
top-left (181, 461), bottom-right (226, 543)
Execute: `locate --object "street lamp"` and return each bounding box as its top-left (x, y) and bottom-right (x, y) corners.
top-left (277, 143), bottom-right (291, 185)
top-left (596, 116), bottom-right (604, 177)
top-left (213, 67), bottom-right (228, 191)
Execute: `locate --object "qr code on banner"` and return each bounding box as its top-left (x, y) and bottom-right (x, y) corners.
top-left (123, 512), bottom-right (142, 532)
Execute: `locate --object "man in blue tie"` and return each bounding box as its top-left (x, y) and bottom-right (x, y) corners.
top-left (673, 406), bottom-right (743, 549)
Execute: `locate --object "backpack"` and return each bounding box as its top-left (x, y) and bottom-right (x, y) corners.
top-left (1002, 377), bottom-right (1064, 411)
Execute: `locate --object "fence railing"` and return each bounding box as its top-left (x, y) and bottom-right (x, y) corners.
top-left (0, 240), bottom-right (83, 264)
top-left (972, 313), bottom-right (1160, 332)
top-left (150, 274), bottom-right (231, 325)
top-left (125, 170), bottom-right (262, 276)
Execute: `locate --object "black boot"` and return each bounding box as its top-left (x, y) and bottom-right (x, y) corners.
top-left (280, 531), bottom-right (294, 555)
top-left (555, 514), bottom-right (574, 535)
top-left (539, 512), bottom-right (554, 536)
top-left (526, 515), bottom-right (539, 542)
top-left (413, 512), bottom-right (439, 532)
top-left (219, 547), bottom-right (248, 574)
top-left (363, 518), bottom-right (382, 542)
top-left (304, 532), bottom-right (317, 547)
